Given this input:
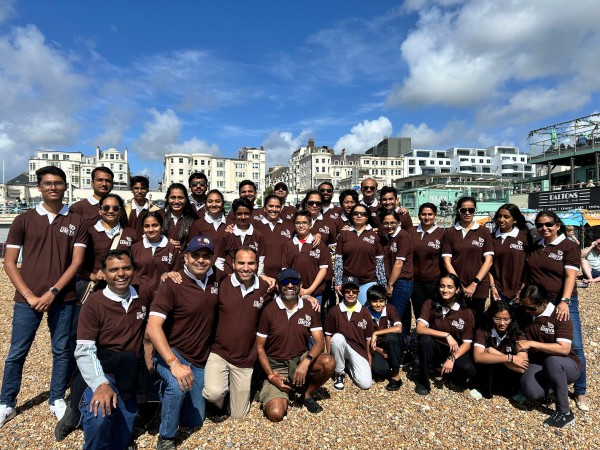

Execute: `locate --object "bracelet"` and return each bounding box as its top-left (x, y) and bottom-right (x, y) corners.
top-left (507, 354), bottom-right (513, 363)
top-left (444, 333), bottom-right (451, 339)
top-left (23, 291), bottom-right (32, 298)
top-left (447, 355), bottom-right (456, 362)
top-left (490, 284), bottom-right (496, 289)
top-left (166, 356), bottom-right (178, 367)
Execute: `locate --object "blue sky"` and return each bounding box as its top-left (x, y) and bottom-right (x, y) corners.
top-left (1, 0), bottom-right (599, 187)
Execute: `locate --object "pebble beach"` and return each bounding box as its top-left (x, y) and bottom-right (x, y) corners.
top-left (0, 269), bottom-right (597, 450)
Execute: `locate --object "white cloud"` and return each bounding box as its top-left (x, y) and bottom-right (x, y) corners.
top-left (334, 116), bottom-right (392, 153)
top-left (262, 129), bottom-right (312, 166)
top-left (0, 0), bottom-right (16, 24)
top-left (399, 120), bottom-right (496, 149)
top-left (169, 137), bottom-right (220, 156)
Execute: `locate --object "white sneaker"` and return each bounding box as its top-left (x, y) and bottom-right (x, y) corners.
top-left (50, 399), bottom-right (67, 421)
top-left (0, 404), bottom-right (17, 428)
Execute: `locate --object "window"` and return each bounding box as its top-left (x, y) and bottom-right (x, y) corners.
top-left (252, 163), bottom-right (260, 169)
top-left (236, 172), bottom-right (244, 178)
top-left (217, 171), bottom-right (225, 177)
top-left (170, 170), bottom-right (174, 175)
top-left (253, 172), bottom-right (260, 180)
top-left (217, 161), bottom-right (225, 168)
top-left (52, 154), bottom-right (59, 160)
top-left (315, 167), bottom-right (319, 173)
top-left (409, 168), bottom-right (415, 174)
top-left (201, 160), bottom-right (206, 166)
top-left (119, 164), bottom-right (123, 170)
top-left (42, 153), bottom-right (48, 159)
top-left (194, 160), bottom-right (198, 166)
top-left (63, 155), bottom-right (70, 160)
top-left (170, 158), bottom-right (174, 163)
top-left (409, 160), bottom-right (415, 166)
top-left (29, 162), bottom-right (35, 171)
top-left (217, 181), bottom-right (225, 188)
top-left (109, 154), bottom-right (115, 160)
top-left (119, 174), bottom-right (124, 180)
top-left (179, 169), bottom-right (184, 175)
top-left (179, 158), bottom-right (184, 164)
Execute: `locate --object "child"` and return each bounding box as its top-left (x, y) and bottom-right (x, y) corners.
top-left (366, 285), bottom-right (405, 391)
top-left (325, 276), bottom-right (374, 391)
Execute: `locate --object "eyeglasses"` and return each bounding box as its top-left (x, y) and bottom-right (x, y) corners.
top-left (319, 189), bottom-right (332, 193)
top-left (535, 221), bottom-right (555, 229)
top-left (191, 181), bottom-right (207, 187)
top-left (352, 211), bottom-right (368, 217)
top-left (307, 201), bottom-right (322, 207)
top-left (295, 221), bottom-right (310, 226)
top-left (362, 186), bottom-right (376, 191)
top-left (100, 205), bottom-right (121, 213)
top-left (382, 221), bottom-right (398, 227)
top-left (492, 317), bottom-right (512, 324)
top-left (40, 181), bottom-right (66, 189)
top-left (459, 207), bottom-right (476, 214)
top-left (344, 288), bottom-right (359, 295)
top-left (280, 278), bottom-right (301, 286)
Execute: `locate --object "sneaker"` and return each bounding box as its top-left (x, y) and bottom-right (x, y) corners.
top-left (54, 405), bottom-right (79, 441)
top-left (50, 399), bottom-right (67, 421)
top-left (0, 404), bottom-right (16, 428)
top-left (333, 373), bottom-right (345, 391)
top-left (303, 396), bottom-right (323, 413)
top-left (543, 410), bottom-right (575, 428)
top-left (469, 389), bottom-right (483, 400)
top-left (157, 436), bottom-right (177, 450)
top-left (415, 384), bottom-right (429, 396)
top-left (575, 395), bottom-right (590, 412)
top-left (386, 378), bottom-right (403, 391)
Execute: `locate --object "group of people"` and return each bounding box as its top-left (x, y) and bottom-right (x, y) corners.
top-left (0, 167), bottom-right (590, 450)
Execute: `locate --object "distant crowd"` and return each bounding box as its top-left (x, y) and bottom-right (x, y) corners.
top-left (0, 165), bottom-right (590, 449)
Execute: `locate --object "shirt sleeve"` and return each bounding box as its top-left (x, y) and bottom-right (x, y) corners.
top-left (6, 213), bottom-right (25, 248)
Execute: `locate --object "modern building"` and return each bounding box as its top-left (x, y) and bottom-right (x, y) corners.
top-left (162, 146), bottom-right (266, 201)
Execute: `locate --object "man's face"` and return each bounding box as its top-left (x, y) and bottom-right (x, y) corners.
top-left (361, 179), bottom-right (377, 201)
top-left (234, 250), bottom-right (257, 282)
top-left (38, 174), bottom-right (67, 203)
top-left (239, 185), bottom-right (257, 203)
top-left (380, 192), bottom-right (397, 211)
top-left (318, 185), bottom-right (333, 203)
top-left (131, 182), bottom-right (148, 203)
top-left (274, 186), bottom-right (288, 200)
top-left (185, 249), bottom-right (214, 278)
top-left (189, 178), bottom-right (208, 197)
top-left (278, 279), bottom-right (301, 301)
top-left (92, 171), bottom-right (113, 197)
top-left (103, 255), bottom-right (134, 295)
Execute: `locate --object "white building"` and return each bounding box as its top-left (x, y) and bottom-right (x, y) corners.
top-left (163, 147), bottom-right (266, 201)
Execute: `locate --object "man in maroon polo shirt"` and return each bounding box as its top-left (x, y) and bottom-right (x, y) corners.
top-left (203, 246), bottom-right (271, 419)
top-left (188, 172), bottom-right (209, 216)
top-left (70, 167), bottom-right (114, 227)
top-left (256, 269), bottom-right (335, 421)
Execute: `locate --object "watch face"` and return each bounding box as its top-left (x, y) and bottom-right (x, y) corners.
top-left (50, 287), bottom-right (59, 295)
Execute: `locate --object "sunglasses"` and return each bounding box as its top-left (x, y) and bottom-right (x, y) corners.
top-left (535, 221), bottom-right (555, 229)
top-left (362, 186), bottom-right (376, 191)
top-left (100, 205), bottom-right (121, 212)
top-left (307, 201), bottom-right (322, 207)
top-left (280, 278), bottom-right (301, 286)
top-left (459, 207), bottom-right (476, 214)
top-left (343, 288), bottom-right (359, 295)
top-left (352, 211), bottom-right (368, 217)
top-left (319, 188), bottom-right (333, 193)
top-left (191, 181), bottom-right (207, 187)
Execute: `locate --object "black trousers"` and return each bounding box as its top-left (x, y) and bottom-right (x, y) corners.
top-left (474, 362), bottom-right (521, 399)
top-left (418, 334), bottom-right (476, 391)
top-left (371, 333), bottom-right (405, 379)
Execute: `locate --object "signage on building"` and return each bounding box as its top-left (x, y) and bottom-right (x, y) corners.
top-left (528, 187), bottom-right (599, 211)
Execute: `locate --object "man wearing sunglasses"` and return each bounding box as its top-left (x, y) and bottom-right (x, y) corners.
top-left (70, 167), bottom-right (115, 228)
top-left (188, 172), bottom-right (209, 217)
top-left (318, 182), bottom-right (340, 220)
top-left (256, 269), bottom-right (335, 421)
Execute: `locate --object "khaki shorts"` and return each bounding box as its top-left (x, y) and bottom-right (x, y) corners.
top-left (258, 353), bottom-right (309, 406)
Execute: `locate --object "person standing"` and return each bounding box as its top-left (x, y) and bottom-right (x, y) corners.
top-left (70, 167), bottom-right (114, 227)
top-left (188, 172), bottom-right (209, 216)
top-left (125, 175), bottom-right (160, 241)
top-left (0, 166), bottom-right (87, 427)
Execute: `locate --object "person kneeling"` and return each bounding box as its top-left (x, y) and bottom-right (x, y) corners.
top-left (256, 269), bottom-right (335, 421)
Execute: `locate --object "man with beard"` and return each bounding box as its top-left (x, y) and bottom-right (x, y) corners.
top-left (318, 182), bottom-right (340, 221)
top-left (70, 167), bottom-right (114, 227)
top-left (188, 172), bottom-right (209, 217)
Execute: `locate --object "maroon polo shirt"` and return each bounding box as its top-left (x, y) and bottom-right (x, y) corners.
top-left (441, 223), bottom-right (494, 298)
top-left (84, 224), bottom-right (138, 274)
top-left (217, 224), bottom-right (264, 276)
top-left (254, 218), bottom-right (295, 278)
top-left (150, 270), bottom-right (219, 366)
top-left (409, 225), bottom-right (445, 283)
top-left (70, 197), bottom-right (101, 228)
top-left (187, 214), bottom-right (227, 257)
top-left (77, 286), bottom-right (150, 354)
top-left (336, 226), bottom-right (383, 284)
top-left (372, 207), bottom-right (414, 231)
top-left (131, 237), bottom-right (182, 296)
top-left (333, 213), bottom-right (351, 236)
top-left (281, 235), bottom-right (330, 296)
top-left (257, 296), bottom-right (322, 360)
top-left (383, 228), bottom-right (413, 281)
top-left (418, 299), bottom-right (475, 345)
top-left (525, 234), bottom-right (581, 299)
top-left (490, 228), bottom-right (529, 299)
top-left (368, 304), bottom-right (402, 333)
top-left (473, 327), bottom-right (520, 355)
top-left (523, 303), bottom-right (581, 370)
top-left (311, 214), bottom-right (337, 246)
top-left (323, 206), bottom-right (343, 223)
top-left (7, 205), bottom-right (87, 303)
top-left (325, 302), bottom-right (374, 360)
top-left (226, 206), bottom-right (263, 225)
top-left (211, 274), bottom-right (272, 368)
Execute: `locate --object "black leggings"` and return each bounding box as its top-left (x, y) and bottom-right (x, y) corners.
top-left (418, 334), bottom-right (476, 391)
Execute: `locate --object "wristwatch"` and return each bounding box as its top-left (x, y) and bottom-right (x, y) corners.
top-left (472, 277), bottom-right (481, 285)
top-left (50, 287), bottom-right (60, 296)
top-left (305, 354), bottom-right (314, 362)
top-left (561, 297), bottom-right (571, 305)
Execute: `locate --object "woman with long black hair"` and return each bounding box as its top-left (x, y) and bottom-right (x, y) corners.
top-left (162, 183), bottom-right (197, 250)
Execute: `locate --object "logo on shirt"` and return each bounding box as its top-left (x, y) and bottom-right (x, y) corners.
top-left (548, 250), bottom-right (563, 261)
top-left (120, 236), bottom-right (133, 247)
top-left (505, 345), bottom-right (513, 353)
top-left (309, 249), bottom-right (321, 258)
top-left (363, 235), bottom-right (375, 244)
top-left (510, 240), bottom-right (524, 251)
top-left (357, 319), bottom-right (368, 329)
top-left (451, 318), bottom-right (465, 330)
top-left (161, 253), bottom-right (174, 264)
top-left (329, 213), bottom-right (340, 221)
top-left (281, 229), bottom-right (291, 238)
top-left (540, 322), bottom-right (555, 334)
top-left (428, 240), bottom-right (441, 249)
top-left (249, 243), bottom-right (259, 252)
top-left (390, 242), bottom-right (397, 252)
top-left (210, 286), bottom-right (219, 294)
top-left (471, 237), bottom-right (484, 248)
top-left (319, 225), bottom-right (330, 234)
top-left (59, 224), bottom-right (76, 237)
top-left (136, 305), bottom-right (147, 320)
top-left (253, 296), bottom-right (265, 309)
top-left (298, 314), bottom-right (312, 327)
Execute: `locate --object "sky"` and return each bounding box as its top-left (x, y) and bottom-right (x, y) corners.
top-left (1, 0), bottom-right (599, 187)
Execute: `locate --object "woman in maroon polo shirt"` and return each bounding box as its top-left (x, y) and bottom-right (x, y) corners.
top-left (442, 196), bottom-right (493, 322)
top-left (188, 189), bottom-right (227, 255)
top-left (488, 204), bottom-right (530, 305)
top-left (301, 191), bottom-right (337, 247)
top-left (524, 210), bottom-right (587, 411)
top-left (409, 202), bottom-right (445, 322)
top-left (162, 183), bottom-right (197, 250)
top-left (334, 204), bottom-right (386, 305)
top-left (333, 189), bottom-right (358, 236)
top-left (255, 194), bottom-right (294, 279)
top-left (131, 212), bottom-right (181, 300)
top-left (415, 273), bottom-right (476, 396)
top-left (517, 284), bottom-right (582, 427)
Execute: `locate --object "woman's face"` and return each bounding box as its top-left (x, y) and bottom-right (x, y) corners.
top-left (492, 309), bottom-right (512, 334)
top-left (265, 198), bottom-right (282, 221)
top-left (458, 200), bottom-right (476, 224)
top-left (168, 188), bottom-right (187, 214)
top-left (535, 214), bottom-right (560, 241)
top-left (438, 276), bottom-right (459, 304)
top-left (381, 214), bottom-right (398, 235)
top-left (419, 207), bottom-right (436, 227)
top-left (341, 195), bottom-right (356, 215)
top-left (520, 295), bottom-right (545, 317)
top-left (306, 194), bottom-right (322, 217)
top-left (351, 206), bottom-right (368, 227)
top-left (205, 193), bottom-right (224, 216)
top-left (99, 197), bottom-right (121, 225)
top-left (143, 216), bottom-right (162, 242)
top-left (497, 208), bottom-right (516, 233)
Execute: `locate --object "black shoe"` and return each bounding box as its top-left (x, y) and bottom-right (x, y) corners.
top-left (157, 436), bottom-right (177, 450)
top-left (303, 396), bottom-right (323, 413)
top-left (386, 378), bottom-right (403, 391)
top-left (333, 373), bottom-right (345, 391)
top-left (54, 405), bottom-right (79, 442)
top-left (543, 410), bottom-right (575, 428)
top-left (415, 384), bottom-right (429, 396)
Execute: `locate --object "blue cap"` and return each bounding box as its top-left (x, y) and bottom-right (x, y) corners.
top-left (186, 235), bottom-right (214, 253)
top-left (341, 276), bottom-right (360, 288)
top-left (278, 268), bottom-right (302, 282)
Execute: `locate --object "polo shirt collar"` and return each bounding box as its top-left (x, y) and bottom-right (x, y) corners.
top-left (233, 223), bottom-right (254, 236)
top-left (417, 223), bottom-right (438, 234)
top-left (311, 213), bottom-right (324, 223)
top-left (437, 301), bottom-right (460, 315)
top-left (87, 196), bottom-right (99, 205)
top-left (205, 213), bottom-right (225, 225)
top-left (184, 265), bottom-right (213, 289)
top-left (491, 328), bottom-right (507, 346)
top-left (360, 197), bottom-right (379, 208)
top-left (388, 227), bottom-right (401, 238)
top-left (102, 285), bottom-right (138, 313)
top-left (94, 220), bottom-right (121, 238)
top-left (454, 221), bottom-right (480, 231)
top-left (275, 295), bottom-right (304, 318)
top-left (339, 301), bottom-right (363, 313)
top-left (36, 203), bottom-right (70, 224)
top-left (143, 235), bottom-right (168, 248)
top-left (293, 233), bottom-right (314, 245)
top-left (231, 273), bottom-right (260, 296)
top-left (537, 233), bottom-right (566, 247)
top-left (188, 194), bottom-right (204, 210)
top-left (495, 226), bottom-right (520, 239)
top-left (340, 213), bottom-right (349, 222)
top-left (260, 216), bottom-right (282, 226)
top-left (535, 302), bottom-right (555, 318)
top-left (133, 199), bottom-right (149, 214)
top-left (350, 224), bottom-right (373, 233)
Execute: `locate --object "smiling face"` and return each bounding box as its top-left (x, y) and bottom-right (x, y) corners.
top-left (185, 248), bottom-right (214, 278)
top-left (368, 297), bottom-right (386, 313)
top-left (350, 205), bottom-right (369, 228)
top-left (143, 216), bottom-right (162, 242)
top-left (99, 197), bottom-right (122, 227)
top-left (306, 193), bottom-right (322, 218)
top-left (239, 184), bottom-right (257, 203)
top-left (342, 285), bottom-right (359, 306)
top-left (535, 214), bottom-right (560, 242)
top-left (496, 208), bottom-right (516, 233)
top-left (458, 200), bottom-right (476, 224)
top-left (318, 184), bottom-right (333, 203)
top-left (264, 197), bottom-right (282, 222)
top-left (361, 179), bottom-right (377, 202)
top-left (380, 192), bottom-right (397, 211)
top-left (92, 170), bottom-right (113, 198)
top-left (438, 276), bottom-right (460, 305)
top-left (189, 177), bottom-right (208, 197)
top-left (38, 174), bottom-right (67, 203)
top-left (103, 255), bottom-right (134, 296)
top-left (131, 182), bottom-right (148, 204)
top-left (168, 188), bottom-right (187, 216)
top-left (381, 214), bottom-right (398, 236)
top-left (294, 215), bottom-right (311, 238)
top-left (235, 206), bottom-right (252, 228)
top-left (205, 192), bottom-right (224, 216)
top-left (340, 195), bottom-right (357, 215)
top-left (419, 207), bottom-right (436, 228)
top-left (233, 249), bottom-right (257, 284)
top-left (279, 278), bottom-right (301, 302)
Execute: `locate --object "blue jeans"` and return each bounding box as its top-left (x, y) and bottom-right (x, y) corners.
top-left (389, 279), bottom-right (414, 337)
top-left (358, 282), bottom-right (377, 305)
top-left (80, 376), bottom-right (137, 450)
top-left (155, 349), bottom-right (206, 439)
top-left (567, 296), bottom-right (587, 395)
top-left (0, 301), bottom-right (77, 407)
